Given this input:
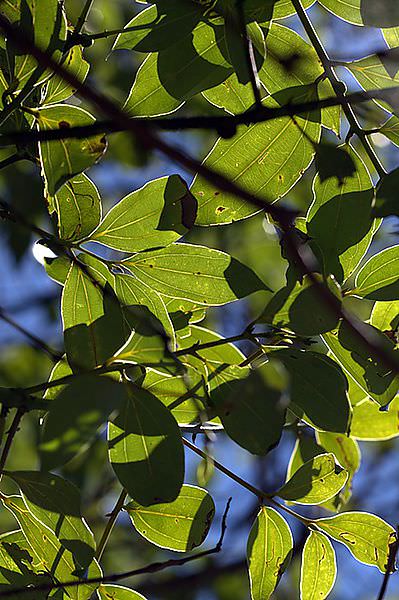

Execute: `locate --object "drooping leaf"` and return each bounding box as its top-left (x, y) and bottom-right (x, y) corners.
top-left (91, 175), bottom-right (196, 252)
top-left (247, 507), bottom-right (293, 600)
top-left (61, 259), bottom-right (127, 371)
top-left (97, 586), bottom-right (146, 600)
top-left (38, 105), bottom-right (107, 196)
top-left (48, 174), bottom-right (102, 242)
top-left (125, 484), bottom-right (215, 552)
top-left (191, 88), bottom-right (320, 225)
top-left (355, 245), bottom-right (399, 300)
top-left (40, 374), bottom-right (127, 470)
top-left (2, 496), bottom-right (100, 600)
top-left (307, 144), bottom-right (375, 283)
top-left (210, 363), bottom-right (286, 455)
top-left (351, 396), bottom-right (399, 440)
top-left (322, 321), bottom-right (399, 406)
top-left (277, 453), bottom-right (348, 505)
top-left (273, 348), bottom-right (351, 433)
top-left (4, 471), bottom-right (95, 571)
top-left (124, 243), bottom-right (267, 305)
top-left (315, 512), bottom-right (397, 572)
top-left (108, 383), bottom-right (184, 506)
top-left (300, 531), bottom-right (336, 600)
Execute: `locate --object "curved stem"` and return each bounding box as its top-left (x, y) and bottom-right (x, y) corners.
top-left (0, 408), bottom-right (25, 475)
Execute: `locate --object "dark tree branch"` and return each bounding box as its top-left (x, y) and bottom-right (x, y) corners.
top-left (0, 497), bottom-right (232, 597)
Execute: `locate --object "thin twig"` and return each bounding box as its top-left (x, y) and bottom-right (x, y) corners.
top-left (0, 87), bottom-right (397, 146)
top-left (235, 0), bottom-right (263, 108)
top-left (95, 489), bottom-right (128, 561)
top-left (0, 306), bottom-right (63, 362)
top-left (182, 438), bottom-right (312, 526)
top-left (0, 407), bottom-right (25, 474)
top-left (291, 0), bottom-right (386, 178)
top-left (0, 497), bottom-right (232, 597)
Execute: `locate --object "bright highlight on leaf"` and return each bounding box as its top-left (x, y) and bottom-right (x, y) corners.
top-left (300, 531), bottom-right (336, 600)
top-left (126, 484), bottom-right (215, 552)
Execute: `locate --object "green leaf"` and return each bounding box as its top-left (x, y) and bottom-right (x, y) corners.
top-left (273, 348), bottom-right (351, 433)
top-left (44, 255), bottom-right (71, 286)
top-left (210, 363), bottom-right (286, 455)
top-left (5, 0), bottom-right (67, 92)
top-left (318, 0), bottom-right (399, 26)
top-left (191, 89), bottom-right (320, 225)
top-left (371, 299), bottom-right (399, 332)
top-left (108, 383), bottom-right (184, 506)
top-left (247, 507), bottom-right (293, 600)
top-left (62, 260), bottom-right (127, 371)
top-left (2, 496), bottom-right (100, 600)
top-left (322, 321), bottom-right (399, 406)
top-left (91, 175), bottom-right (196, 252)
top-left (142, 368), bottom-right (204, 425)
top-left (307, 144), bottom-right (375, 283)
top-left (4, 471), bottom-right (95, 570)
top-left (355, 245), bottom-right (399, 300)
top-left (40, 374), bottom-right (127, 470)
top-left (113, 2), bottom-right (203, 53)
top-left (350, 396), bottom-right (399, 440)
top-left (124, 20), bottom-right (232, 117)
top-left (202, 72), bottom-right (259, 114)
top-left (277, 453), bottom-right (348, 505)
top-left (0, 530), bottom-right (51, 600)
top-left (259, 23), bottom-right (339, 134)
top-left (260, 274), bottom-right (341, 336)
top-left (112, 272), bottom-right (175, 366)
top-left (316, 431), bottom-right (360, 508)
top-left (43, 45), bottom-right (90, 105)
top-left (97, 586), bottom-right (146, 600)
top-left (48, 174), bottom-right (102, 242)
top-left (380, 114), bottom-right (399, 147)
top-left (38, 105), bottom-right (107, 196)
top-left (43, 357), bottom-right (72, 401)
top-left (125, 484), bottom-right (215, 552)
top-left (124, 243), bottom-right (267, 305)
top-left (315, 512), bottom-right (397, 572)
top-left (374, 168), bottom-right (399, 217)
top-left (300, 531), bottom-right (336, 600)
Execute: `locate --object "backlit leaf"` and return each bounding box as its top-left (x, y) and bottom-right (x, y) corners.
top-left (247, 507), bottom-right (293, 600)
top-left (38, 105), bottom-right (106, 196)
top-left (355, 245), bottom-right (399, 300)
top-left (108, 383), bottom-right (184, 506)
top-left (91, 175), bottom-right (196, 252)
top-left (277, 453), bottom-right (348, 505)
top-left (315, 511), bottom-right (397, 572)
top-left (351, 396), bottom-right (399, 440)
top-left (98, 586), bottom-right (146, 600)
top-left (40, 374), bottom-right (127, 470)
top-left (125, 484), bottom-right (215, 552)
top-left (124, 243), bottom-right (267, 305)
top-left (300, 531), bottom-right (336, 600)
